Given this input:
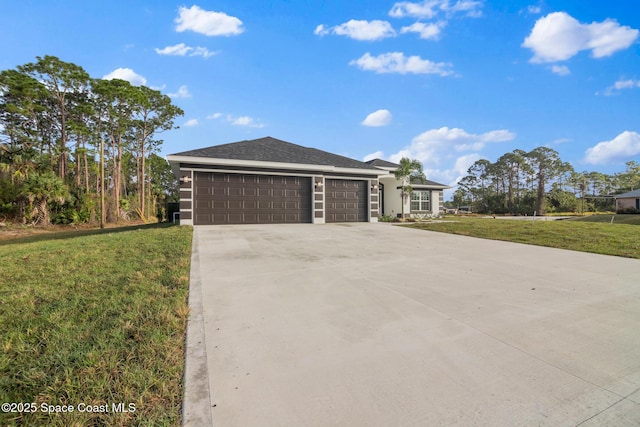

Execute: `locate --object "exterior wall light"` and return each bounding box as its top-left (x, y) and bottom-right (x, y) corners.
top-left (315, 181), bottom-right (323, 188)
top-left (371, 184), bottom-right (379, 190)
top-left (180, 176), bottom-right (192, 183)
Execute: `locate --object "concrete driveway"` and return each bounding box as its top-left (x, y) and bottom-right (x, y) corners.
top-left (183, 223), bottom-right (640, 426)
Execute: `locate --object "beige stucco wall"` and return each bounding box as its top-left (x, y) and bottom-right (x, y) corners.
top-left (379, 176), bottom-right (444, 217)
top-left (379, 176), bottom-right (409, 217)
top-left (616, 198), bottom-right (639, 211)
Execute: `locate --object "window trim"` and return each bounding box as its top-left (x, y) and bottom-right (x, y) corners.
top-left (411, 190), bottom-right (431, 212)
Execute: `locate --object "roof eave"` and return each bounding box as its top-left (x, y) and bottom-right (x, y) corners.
top-left (613, 190), bottom-right (640, 198)
top-left (395, 184), bottom-right (452, 190)
top-left (166, 155), bottom-right (388, 176)
top-left (375, 166), bottom-right (397, 172)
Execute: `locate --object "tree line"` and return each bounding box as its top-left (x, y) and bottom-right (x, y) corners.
top-left (0, 56), bottom-right (184, 225)
top-left (452, 147), bottom-right (640, 215)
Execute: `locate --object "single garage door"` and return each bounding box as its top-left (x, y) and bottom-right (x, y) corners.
top-left (194, 172), bottom-right (312, 225)
top-left (325, 179), bottom-right (368, 222)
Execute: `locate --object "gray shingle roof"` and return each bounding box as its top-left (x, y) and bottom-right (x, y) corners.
top-left (171, 137), bottom-right (380, 170)
top-left (614, 189), bottom-right (640, 198)
top-left (411, 179), bottom-right (448, 187)
top-left (410, 176), bottom-right (450, 188)
top-left (364, 158), bottom-right (399, 168)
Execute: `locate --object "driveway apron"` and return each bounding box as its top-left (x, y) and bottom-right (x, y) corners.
top-left (184, 223), bottom-right (640, 426)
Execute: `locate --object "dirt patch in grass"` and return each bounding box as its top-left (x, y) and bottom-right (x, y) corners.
top-left (0, 220), bottom-right (150, 242)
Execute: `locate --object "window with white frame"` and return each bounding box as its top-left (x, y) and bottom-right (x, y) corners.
top-left (411, 190), bottom-right (431, 212)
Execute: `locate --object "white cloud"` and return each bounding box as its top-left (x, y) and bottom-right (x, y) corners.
top-left (389, 1), bottom-right (439, 18)
top-left (523, 12), bottom-right (639, 63)
top-left (527, 5), bottom-right (541, 14)
top-left (155, 43), bottom-right (218, 58)
top-left (401, 21), bottom-right (446, 40)
top-left (363, 126), bottom-right (514, 192)
top-left (314, 25), bottom-right (329, 36)
top-left (390, 0), bottom-right (440, 18)
top-left (207, 111), bottom-right (265, 127)
top-left (435, 152), bottom-right (482, 188)
top-left (389, 126), bottom-right (515, 166)
top-left (383, 127), bottom-right (513, 191)
top-left (155, 43), bottom-right (192, 56)
top-left (232, 116), bottom-right (252, 125)
top-left (314, 19), bottom-right (395, 41)
top-left (191, 47), bottom-right (218, 58)
top-left (442, 0), bottom-right (483, 17)
top-left (184, 119), bottom-right (199, 127)
top-left (614, 79), bottom-right (639, 89)
top-left (601, 78), bottom-right (640, 95)
top-left (231, 116), bottom-right (264, 127)
top-left (551, 137), bottom-right (573, 145)
top-left (363, 151), bottom-right (385, 162)
top-left (350, 52), bottom-right (454, 76)
top-left (102, 68), bottom-right (147, 86)
top-left (454, 153), bottom-right (482, 175)
top-left (389, 0), bottom-right (483, 18)
top-left (551, 64), bottom-right (570, 76)
top-left (175, 5), bottom-right (244, 37)
top-left (584, 131), bottom-right (640, 164)
top-left (168, 85), bottom-right (191, 99)
top-left (362, 109), bottom-right (393, 127)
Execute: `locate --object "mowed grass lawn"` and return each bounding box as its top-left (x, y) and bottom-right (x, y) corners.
top-left (405, 216), bottom-right (640, 259)
top-left (0, 224), bottom-right (193, 426)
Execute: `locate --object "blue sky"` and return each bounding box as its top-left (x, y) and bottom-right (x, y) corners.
top-left (2, 1), bottom-right (639, 196)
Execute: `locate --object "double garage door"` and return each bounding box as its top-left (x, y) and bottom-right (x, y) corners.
top-left (193, 172), bottom-right (367, 225)
top-left (194, 172), bottom-right (311, 225)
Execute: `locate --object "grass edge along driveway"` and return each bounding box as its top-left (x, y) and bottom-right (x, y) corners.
top-left (0, 223), bottom-right (193, 427)
top-left (405, 217), bottom-right (640, 259)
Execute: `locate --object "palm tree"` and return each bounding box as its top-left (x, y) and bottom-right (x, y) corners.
top-left (394, 157), bottom-right (425, 219)
top-left (19, 172), bottom-right (68, 225)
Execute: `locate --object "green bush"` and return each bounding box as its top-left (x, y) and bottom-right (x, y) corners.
top-left (618, 207), bottom-right (639, 214)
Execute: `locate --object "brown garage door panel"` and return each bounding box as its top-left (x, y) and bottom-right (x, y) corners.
top-left (194, 172), bottom-right (311, 225)
top-left (325, 179), bottom-right (367, 223)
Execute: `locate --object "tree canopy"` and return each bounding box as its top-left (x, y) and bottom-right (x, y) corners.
top-left (453, 148), bottom-right (639, 215)
top-left (0, 56), bottom-right (184, 225)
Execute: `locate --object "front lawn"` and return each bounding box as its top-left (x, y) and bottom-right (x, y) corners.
top-left (567, 214), bottom-right (640, 225)
top-left (405, 217), bottom-right (640, 258)
top-left (0, 224), bottom-right (192, 426)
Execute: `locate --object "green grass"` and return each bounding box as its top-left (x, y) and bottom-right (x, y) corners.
top-left (0, 224), bottom-right (193, 426)
top-left (567, 214), bottom-right (640, 225)
top-left (405, 217), bottom-right (640, 258)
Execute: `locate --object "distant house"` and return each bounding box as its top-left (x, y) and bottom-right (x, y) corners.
top-left (364, 159), bottom-right (451, 218)
top-left (614, 189), bottom-right (640, 213)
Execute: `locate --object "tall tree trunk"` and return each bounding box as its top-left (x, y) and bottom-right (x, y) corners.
top-left (59, 101), bottom-right (67, 180)
top-left (115, 137), bottom-right (122, 220)
top-left (100, 137), bottom-right (105, 228)
top-left (141, 146), bottom-right (146, 219)
top-left (110, 136), bottom-right (118, 221)
top-left (536, 173), bottom-right (546, 215)
top-left (83, 147), bottom-right (89, 193)
top-left (75, 147), bottom-right (81, 187)
top-left (139, 125), bottom-right (149, 220)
